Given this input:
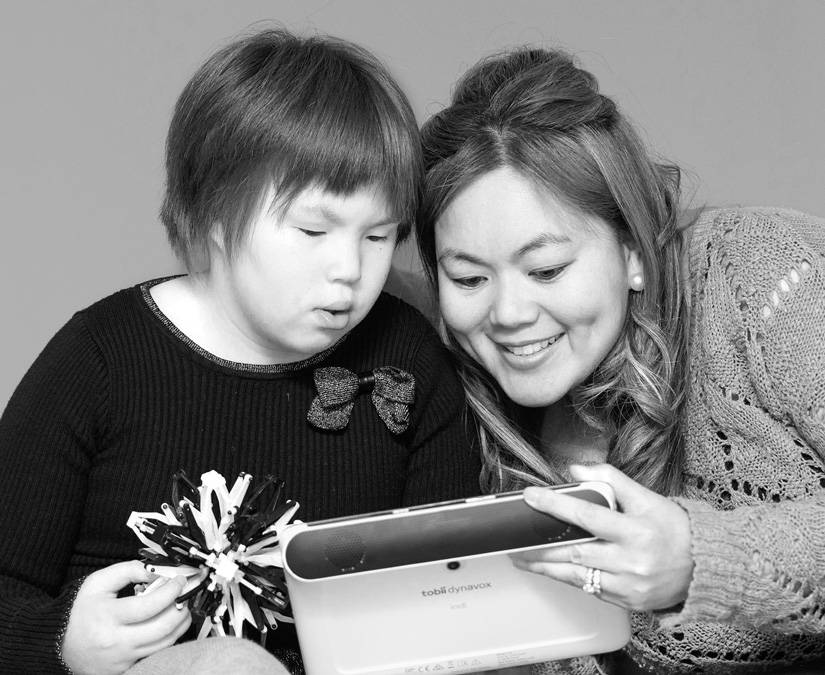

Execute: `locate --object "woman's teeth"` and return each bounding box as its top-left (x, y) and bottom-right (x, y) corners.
top-left (504, 335), bottom-right (560, 356)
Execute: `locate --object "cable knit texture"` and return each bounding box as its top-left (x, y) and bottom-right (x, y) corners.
top-left (622, 207), bottom-right (825, 673)
top-left (0, 283), bottom-right (481, 674)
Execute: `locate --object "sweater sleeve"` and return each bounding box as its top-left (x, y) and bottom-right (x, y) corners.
top-left (401, 322), bottom-right (482, 506)
top-left (0, 313), bottom-right (104, 673)
top-left (666, 208), bottom-right (825, 633)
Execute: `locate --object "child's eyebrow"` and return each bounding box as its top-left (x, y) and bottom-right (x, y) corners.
top-left (298, 204), bottom-right (398, 227)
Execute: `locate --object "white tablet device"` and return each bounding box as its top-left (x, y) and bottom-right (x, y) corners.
top-left (280, 482), bottom-right (630, 675)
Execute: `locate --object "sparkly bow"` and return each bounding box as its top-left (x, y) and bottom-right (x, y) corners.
top-left (307, 366), bottom-right (416, 434)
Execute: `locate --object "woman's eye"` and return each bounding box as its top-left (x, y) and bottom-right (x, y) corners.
top-left (531, 266), bottom-right (565, 282)
top-left (452, 276), bottom-right (486, 289)
top-left (366, 234), bottom-right (389, 242)
top-left (298, 228), bottom-right (325, 237)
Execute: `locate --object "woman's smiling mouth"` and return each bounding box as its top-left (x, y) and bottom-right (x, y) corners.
top-left (499, 334), bottom-right (563, 357)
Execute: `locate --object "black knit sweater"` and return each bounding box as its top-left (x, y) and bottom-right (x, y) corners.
top-left (0, 280), bottom-right (481, 673)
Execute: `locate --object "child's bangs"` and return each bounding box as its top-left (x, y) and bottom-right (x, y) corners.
top-left (272, 64), bottom-right (419, 229)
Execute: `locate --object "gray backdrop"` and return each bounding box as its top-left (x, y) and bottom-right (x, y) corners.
top-left (2, 0), bottom-right (824, 410)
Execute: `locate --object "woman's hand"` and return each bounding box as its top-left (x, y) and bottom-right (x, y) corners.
top-left (62, 560), bottom-right (192, 675)
top-left (512, 463), bottom-right (694, 612)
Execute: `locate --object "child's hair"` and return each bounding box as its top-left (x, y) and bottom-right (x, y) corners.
top-left (417, 47), bottom-right (688, 496)
top-left (161, 28), bottom-right (422, 271)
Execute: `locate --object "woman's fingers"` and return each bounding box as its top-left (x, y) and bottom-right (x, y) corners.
top-left (522, 485), bottom-right (625, 542)
top-left (523, 464), bottom-right (678, 545)
top-left (514, 540), bottom-right (619, 569)
top-left (568, 463), bottom-right (662, 512)
top-left (512, 558), bottom-right (584, 585)
top-left (511, 559), bottom-right (622, 607)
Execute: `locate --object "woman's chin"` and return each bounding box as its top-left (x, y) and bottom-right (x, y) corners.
top-left (500, 382), bottom-right (565, 408)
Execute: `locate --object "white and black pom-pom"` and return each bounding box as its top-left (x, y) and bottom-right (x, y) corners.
top-left (127, 470), bottom-right (300, 641)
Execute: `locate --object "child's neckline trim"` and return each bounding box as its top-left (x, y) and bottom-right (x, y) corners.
top-left (139, 276), bottom-right (347, 374)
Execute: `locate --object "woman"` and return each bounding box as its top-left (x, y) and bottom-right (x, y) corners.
top-left (417, 47), bottom-right (825, 673)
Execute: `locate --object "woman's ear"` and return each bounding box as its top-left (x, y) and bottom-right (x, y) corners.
top-left (624, 246), bottom-right (644, 291)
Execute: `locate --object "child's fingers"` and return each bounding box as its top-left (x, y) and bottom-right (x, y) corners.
top-left (115, 576), bottom-right (187, 624)
top-left (130, 603), bottom-right (193, 656)
top-left (135, 576), bottom-right (170, 596)
top-left (83, 560), bottom-right (155, 595)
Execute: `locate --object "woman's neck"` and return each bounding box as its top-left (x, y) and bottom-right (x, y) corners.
top-left (540, 398), bottom-right (609, 464)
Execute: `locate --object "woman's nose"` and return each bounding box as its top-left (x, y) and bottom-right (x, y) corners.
top-left (488, 278), bottom-right (539, 328)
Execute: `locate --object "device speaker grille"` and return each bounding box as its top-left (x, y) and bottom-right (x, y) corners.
top-left (530, 509), bottom-right (576, 543)
top-left (323, 531), bottom-right (366, 572)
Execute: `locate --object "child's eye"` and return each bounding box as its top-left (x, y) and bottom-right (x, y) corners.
top-left (366, 226), bottom-right (397, 243)
top-left (452, 275), bottom-right (486, 290)
top-left (298, 228), bottom-right (325, 237)
top-left (531, 266), bottom-right (566, 282)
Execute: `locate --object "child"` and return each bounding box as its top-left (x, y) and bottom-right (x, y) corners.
top-left (0, 29), bottom-right (481, 674)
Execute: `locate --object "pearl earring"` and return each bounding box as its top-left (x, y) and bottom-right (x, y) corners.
top-left (630, 274), bottom-right (644, 291)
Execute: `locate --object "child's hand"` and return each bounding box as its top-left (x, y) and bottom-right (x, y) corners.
top-left (62, 560), bottom-right (192, 675)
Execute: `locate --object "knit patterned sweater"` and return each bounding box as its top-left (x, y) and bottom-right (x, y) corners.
top-left (0, 282), bottom-right (481, 674)
top-left (536, 207), bottom-right (825, 674)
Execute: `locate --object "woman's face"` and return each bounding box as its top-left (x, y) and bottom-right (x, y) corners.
top-left (435, 167), bottom-right (642, 407)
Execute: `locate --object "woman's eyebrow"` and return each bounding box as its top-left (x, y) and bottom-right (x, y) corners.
top-left (515, 231), bottom-right (571, 257)
top-left (439, 231), bottom-right (572, 265)
top-left (438, 248), bottom-right (486, 265)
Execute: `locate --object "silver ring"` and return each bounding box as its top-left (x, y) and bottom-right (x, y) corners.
top-left (582, 567), bottom-right (601, 595)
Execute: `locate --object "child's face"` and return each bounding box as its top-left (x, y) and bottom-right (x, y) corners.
top-left (211, 183), bottom-right (398, 364)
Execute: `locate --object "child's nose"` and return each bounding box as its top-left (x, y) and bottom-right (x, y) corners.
top-left (328, 241), bottom-right (362, 284)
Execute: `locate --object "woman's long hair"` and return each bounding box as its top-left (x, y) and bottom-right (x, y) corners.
top-left (418, 48), bottom-right (688, 496)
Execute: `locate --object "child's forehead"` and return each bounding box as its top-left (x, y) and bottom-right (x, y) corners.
top-left (279, 182), bottom-right (396, 220)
